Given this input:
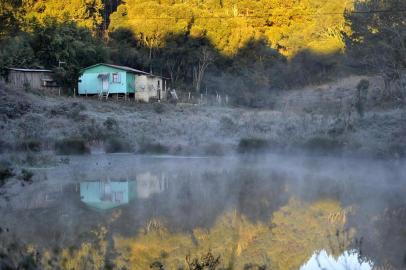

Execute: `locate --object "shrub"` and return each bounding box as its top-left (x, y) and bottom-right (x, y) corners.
top-left (0, 165), bottom-right (14, 187)
top-left (103, 117), bottom-right (119, 131)
top-left (104, 137), bottom-right (131, 153)
top-left (219, 116), bottom-right (236, 132)
top-left (139, 143), bottom-right (169, 154)
top-left (303, 136), bottom-right (343, 154)
top-left (54, 138), bottom-right (90, 155)
top-left (356, 79), bottom-right (370, 92)
top-left (81, 119), bottom-right (105, 141)
top-left (20, 139), bottom-right (41, 152)
top-left (19, 169), bottom-right (33, 182)
top-left (153, 103), bottom-right (165, 114)
top-left (204, 143), bottom-right (224, 156)
top-left (355, 79), bottom-right (370, 118)
top-left (238, 138), bottom-right (269, 153)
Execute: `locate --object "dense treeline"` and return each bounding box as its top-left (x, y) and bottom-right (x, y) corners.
top-left (0, 0), bottom-right (405, 106)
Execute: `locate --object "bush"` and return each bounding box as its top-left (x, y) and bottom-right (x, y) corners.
top-left (204, 143), bottom-right (224, 156)
top-left (19, 169), bottom-right (33, 182)
top-left (303, 136), bottom-right (343, 154)
top-left (139, 143), bottom-right (169, 154)
top-left (0, 165), bottom-right (14, 187)
top-left (20, 140), bottom-right (41, 152)
top-left (103, 117), bottom-right (119, 131)
top-left (219, 116), bottom-right (236, 132)
top-left (153, 103), bottom-right (165, 114)
top-left (54, 138), bottom-right (90, 155)
top-left (355, 79), bottom-right (369, 117)
top-left (104, 137), bottom-right (131, 153)
top-left (238, 138), bottom-right (269, 153)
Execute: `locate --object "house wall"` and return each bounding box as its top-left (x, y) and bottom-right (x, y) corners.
top-left (80, 181), bottom-right (130, 210)
top-left (134, 75), bottom-right (167, 102)
top-left (7, 70), bottom-right (59, 92)
top-left (78, 65), bottom-right (132, 95)
top-left (126, 73), bottom-right (135, 93)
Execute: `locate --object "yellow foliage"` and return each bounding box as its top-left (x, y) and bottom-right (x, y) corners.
top-left (114, 198), bottom-right (352, 270)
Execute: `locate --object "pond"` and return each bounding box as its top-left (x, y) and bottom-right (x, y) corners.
top-left (0, 154), bottom-right (405, 269)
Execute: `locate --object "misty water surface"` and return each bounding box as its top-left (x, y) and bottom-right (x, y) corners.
top-left (1, 154), bottom-right (405, 269)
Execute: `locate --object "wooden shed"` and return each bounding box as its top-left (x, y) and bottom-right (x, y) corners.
top-left (6, 68), bottom-right (59, 91)
top-left (78, 63), bottom-right (169, 102)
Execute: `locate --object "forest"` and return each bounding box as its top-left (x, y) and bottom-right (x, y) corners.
top-left (0, 0), bottom-right (405, 106)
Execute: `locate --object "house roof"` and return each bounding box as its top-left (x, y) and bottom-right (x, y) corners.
top-left (7, 68), bottom-right (53, 73)
top-left (81, 63), bottom-right (169, 79)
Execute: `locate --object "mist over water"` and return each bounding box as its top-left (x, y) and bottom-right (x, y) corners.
top-left (1, 154), bottom-right (406, 269)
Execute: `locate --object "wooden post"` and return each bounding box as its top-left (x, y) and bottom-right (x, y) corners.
top-left (188, 92), bottom-right (191, 101)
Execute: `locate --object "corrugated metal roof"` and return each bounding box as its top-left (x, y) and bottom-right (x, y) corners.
top-left (7, 68), bottom-right (53, 73)
top-left (81, 63), bottom-right (169, 79)
top-left (102, 64), bottom-right (151, 75)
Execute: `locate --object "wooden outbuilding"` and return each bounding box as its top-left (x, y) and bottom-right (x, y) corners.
top-left (6, 68), bottom-right (59, 91)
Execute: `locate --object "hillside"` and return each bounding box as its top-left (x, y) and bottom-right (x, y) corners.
top-left (1, 75), bottom-right (405, 161)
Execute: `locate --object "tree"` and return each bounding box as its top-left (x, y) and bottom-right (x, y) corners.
top-left (344, 0), bottom-right (406, 93)
top-left (0, 33), bottom-right (37, 78)
top-left (22, 0), bottom-right (104, 32)
top-left (30, 19), bottom-right (107, 90)
top-left (193, 46), bottom-right (215, 92)
top-left (0, 0), bottom-right (24, 39)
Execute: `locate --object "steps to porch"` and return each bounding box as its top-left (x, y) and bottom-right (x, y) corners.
top-left (98, 91), bottom-right (129, 101)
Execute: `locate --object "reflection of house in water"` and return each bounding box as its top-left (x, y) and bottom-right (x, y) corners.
top-left (136, 172), bottom-right (169, 199)
top-left (9, 184), bottom-right (64, 211)
top-left (80, 180), bottom-right (134, 210)
top-left (80, 172), bottom-right (168, 210)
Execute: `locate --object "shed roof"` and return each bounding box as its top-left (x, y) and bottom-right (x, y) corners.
top-left (7, 68), bottom-right (53, 73)
top-left (81, 63), bottom-right (169, 79)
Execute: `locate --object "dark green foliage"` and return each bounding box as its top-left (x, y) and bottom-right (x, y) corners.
top-left (104, 137), bottom-right (131, 153)
top-left (344, 0), bottom-right (406, 86)
top-left (355, 79), bottom-right (369, 117)
top-left (19, 169), bottom-right (33, 182)
top-left (54, 138), bottom-right (90, 155)
top-left (103, 117), bottom-right (119, 131)
top-left (303, 136), bottom-right (344, 154)
top-left (150, 261), bottom-right (165, 270)
top-left (153, 103), bottom-right (165, 114)
top-left (238, 138), bottom-right (269, 153)
top-left (21, 139), bottom-right (41, 152)
top-left (0, 164), bottom-right (14, 187)
top-left (0, 0), bottom-right (24, 39)
top-left (357, 79), bottom-right (370, 92)
top-left (0, 34), bottom-right (37, 78)
top-left (186, 252), bottom-right (221, 270)
top-left (139, 143), bottom-right (169, 154)
top-left (0, 19), bottom-right (107, 90)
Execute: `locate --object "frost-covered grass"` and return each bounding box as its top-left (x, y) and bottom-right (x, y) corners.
top-left (0, 76), bottom-right (405, 158)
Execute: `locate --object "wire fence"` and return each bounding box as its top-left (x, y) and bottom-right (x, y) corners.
top-left (175, 91), bottom-right (231, 106)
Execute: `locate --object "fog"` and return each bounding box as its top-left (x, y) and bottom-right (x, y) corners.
top-left (1, 153), bottom-right (406, 269)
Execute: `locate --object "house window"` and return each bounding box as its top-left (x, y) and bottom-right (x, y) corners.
top-left (112, 73), bottom-right (120, 83)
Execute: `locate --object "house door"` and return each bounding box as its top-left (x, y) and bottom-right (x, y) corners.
top-left (102, 78), bottom-right (109, 92)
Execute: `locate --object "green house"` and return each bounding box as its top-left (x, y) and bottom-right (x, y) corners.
top-left (78, 63), bottom-right (169, 101)
top-left (80, 180), bottom-right (137, 210)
